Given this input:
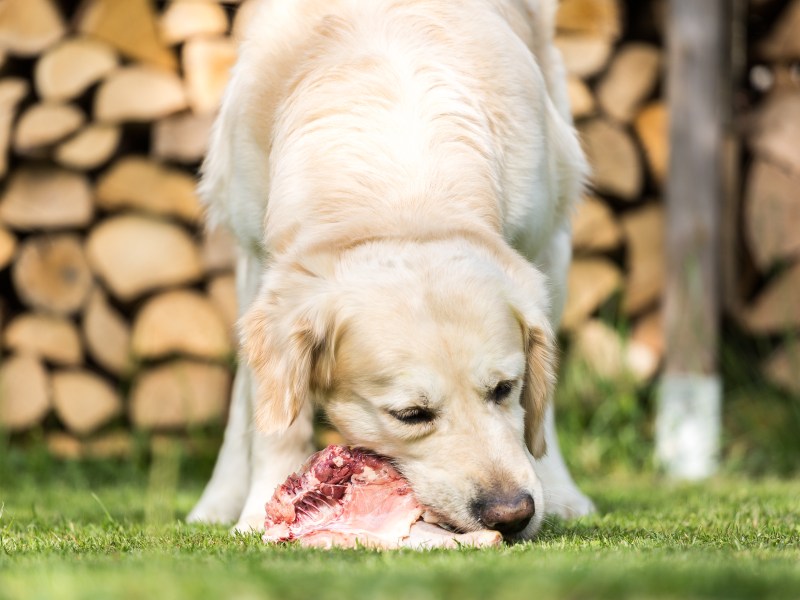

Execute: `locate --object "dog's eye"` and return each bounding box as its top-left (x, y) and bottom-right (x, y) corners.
top-left (389, 407), bottom-right (436, 425)
top-left (489, 380), bottom-right (516, 404)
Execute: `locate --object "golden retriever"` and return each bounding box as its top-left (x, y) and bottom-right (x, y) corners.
top-left (188, 0), bottom-right (595, 540)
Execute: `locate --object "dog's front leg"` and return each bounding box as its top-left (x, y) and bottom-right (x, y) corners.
top-left (233, 400), bottom-right (315, 532)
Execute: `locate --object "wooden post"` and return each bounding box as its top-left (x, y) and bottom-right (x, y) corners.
top-left (657, 0), bottom-right (730, 479)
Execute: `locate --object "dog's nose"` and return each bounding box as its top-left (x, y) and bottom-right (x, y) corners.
top-left (475, 492), bottom-right (535, 535)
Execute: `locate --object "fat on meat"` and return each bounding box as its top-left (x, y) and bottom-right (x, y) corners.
top-left (263, 445), bottom-right (502, 549)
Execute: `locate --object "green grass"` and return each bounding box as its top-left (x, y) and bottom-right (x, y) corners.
top-left (1, 444), bottom-right (799, 600)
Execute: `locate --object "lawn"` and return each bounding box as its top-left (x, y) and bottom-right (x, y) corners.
top-left (1, 443), bottom-right (799, 600)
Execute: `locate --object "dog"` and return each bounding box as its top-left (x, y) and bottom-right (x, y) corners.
top-left (188, 0), bottom-right (595, 540)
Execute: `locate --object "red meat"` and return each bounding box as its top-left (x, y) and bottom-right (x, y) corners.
top-left (263, 445), bottom-right (502, 549)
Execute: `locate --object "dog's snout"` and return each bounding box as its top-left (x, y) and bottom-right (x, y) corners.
top-left (474, 492), bottom-right (535, 536)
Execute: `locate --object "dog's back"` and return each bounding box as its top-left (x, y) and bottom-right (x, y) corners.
top-left (201, 0), bottom-right (584, 261)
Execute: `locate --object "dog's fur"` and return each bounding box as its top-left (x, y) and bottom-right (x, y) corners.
top-left (188, 0), bottom-right (594, 539)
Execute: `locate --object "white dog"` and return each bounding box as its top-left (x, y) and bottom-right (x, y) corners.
top-left (188, 0), bottom-right (595, 539)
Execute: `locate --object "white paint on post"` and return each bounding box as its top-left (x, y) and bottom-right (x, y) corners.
top-left (659, 0), bottom-right (729, 479)
top-left (656, 374), bottom-right (721, 480)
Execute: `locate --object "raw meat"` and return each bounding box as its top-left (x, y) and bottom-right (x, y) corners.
top-left (263, 445), bottom-right (502, 549)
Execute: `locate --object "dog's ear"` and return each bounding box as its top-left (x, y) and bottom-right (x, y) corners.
top-left (240, 266), bottom-right (338, 434)
top-left (506, 261), bottom-right (556, 459)
top-left (520, 323), bottom-right (555, 458)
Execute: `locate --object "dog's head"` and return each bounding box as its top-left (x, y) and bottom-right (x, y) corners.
top-left (241, 236), bottom-right (555, 539)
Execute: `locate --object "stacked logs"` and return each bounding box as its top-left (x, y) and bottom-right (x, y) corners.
top-left (0, 0), bottom-right (246, 455)
top-left (0, 0), bottom-right (796, 453)
top-left (557, 0), bottom-right (668, 384)
top-left (739, 0), bottom-right (800, 396)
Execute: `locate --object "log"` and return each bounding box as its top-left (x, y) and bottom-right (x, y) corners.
top-left (634, 101), bottom-right (669, 186)
top-left (757, 0), bottom-right (800, 61)
top-left (0, 225), bottom-right (17, 270)
top-left (0, 78), bottom-right (29, 179)
top-left (12, 234), bottom-right (93, 315)
top-left (0, 0), bottom-right (66, 57)
top-left (82, 288), bottom-right (132, 376)
top-left (34, 37), bottom-right (118, 101)
top-left (183, 37), bottom-right (237, 115)
top-left (202, 225), bottom-right (238, 273)
top-left (763, 346), bottom-right (800, 395)
top-left (77, 0), bottom-right (176, 70)
top-left (55, 124), bottom-right (121, 170)
top-left (0, 167), bottom-right (93, 230)
top-left (631, 309), bottom-right (664, 360)
top-left (748, 92), bottom-right (800, 175)
top-left (622, 204), bottom-right (665, 315)
top-left (556, 0), bottom-right (622, 41)
top-left (744, 159), bottom-right (800, 270)
top-left (46, 432), bottom-right (82, 459)
top-left (207, 274), bottom-right (238, 341)
top-left (3, 313), bottom-right (83, 366)
top-left (95, 66), bottom-right (188, 123)
top-left (580, 118), bottom-right (643, 200)
top-left (130, 360), bottom-right (231, 429)
top-left (0, 354), bottom-right (50, 431)
top-left (571, 319), bottom-right (656, 383)
top-left (13, 102), bottom-right (85, 153)
top-left (741, 263), bottom-right (800, 334)
top-left (86, 214), bottom-right (203, 301)
top-left (571, 195), bottom-right (622, 253)
top-left (554, 35), bottom-right (614, 79)
top-left (561, 258), bottom-right (623, 331)
top-left (96, 157), bottom-right (203, 222)
top-left (52, 370), bottom-right (122, 435)
top-left (46, 430), bottom-right (132, 459)
top-left (160, 0), bottom-right (229, 44)
top-left (152, 111), bottom-right (214, 163)
top-left (131, 290), bottom-right (233, 360)
top-left (597, 43), bottom-right (662, 123)
top-left (566, 76), bottom-right (595, 120)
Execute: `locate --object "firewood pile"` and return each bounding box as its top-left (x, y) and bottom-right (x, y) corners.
top-left (739, 0), bottom-right (800, 396)
top-left (0, 0), bottom-right (796, 455)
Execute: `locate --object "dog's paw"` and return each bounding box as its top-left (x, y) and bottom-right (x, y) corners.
top-left (232, 513), bottom-right (267, 535)
top-left (544, 487), bottom-right (596, 520)
top-left (186, 496), bottom-right (243, 525)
